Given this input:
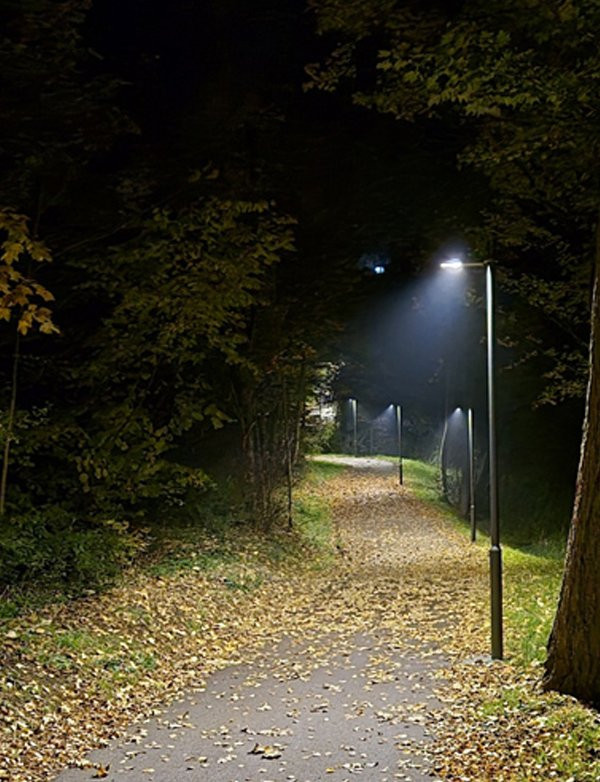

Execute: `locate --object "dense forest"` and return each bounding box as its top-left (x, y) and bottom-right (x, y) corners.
top-left (1, 0), bottom-right (599, 703)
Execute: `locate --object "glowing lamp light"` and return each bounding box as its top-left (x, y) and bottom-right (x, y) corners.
top-left (373, 265), bottom-right (386, 275)
top-left (440, 258), bottom-right (464, 271)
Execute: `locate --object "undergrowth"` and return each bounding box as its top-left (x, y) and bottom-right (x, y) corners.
top-left (0, 461), bottom-right (341, 622)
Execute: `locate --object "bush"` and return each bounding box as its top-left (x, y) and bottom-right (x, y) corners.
top-left (0, 509), bottom-right (145, 591)
top-left (303, 419), bottom-right (340, 454)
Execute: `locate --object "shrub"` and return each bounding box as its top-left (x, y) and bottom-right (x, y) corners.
top-left (0, 509), bottom-right (145, 591)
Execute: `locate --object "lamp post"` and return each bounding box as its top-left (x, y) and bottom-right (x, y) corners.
top-left (440, 258), bottom-right (503, 660)
top-left (349, 397), bottom-right (358, 456)
top-left (467, 407), bottom-right (476, 542)
top-left (395, 404), bottom-right (403, 485)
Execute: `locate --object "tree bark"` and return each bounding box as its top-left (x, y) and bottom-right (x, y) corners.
top-left (543, 221), bottom-right (600, 703)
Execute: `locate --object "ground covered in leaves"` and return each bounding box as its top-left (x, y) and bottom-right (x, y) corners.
top-left (2, 457), bottom-right (600, 781)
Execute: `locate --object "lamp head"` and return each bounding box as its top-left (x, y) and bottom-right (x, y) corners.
top-left (440, 258), bottom-right (464, 271)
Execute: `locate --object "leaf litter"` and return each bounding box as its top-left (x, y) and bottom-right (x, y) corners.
top-left (1, 458), bottom-right (600, 780)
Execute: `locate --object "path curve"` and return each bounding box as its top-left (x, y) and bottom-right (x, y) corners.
top-left (52, 457), bottom-right (487, 782)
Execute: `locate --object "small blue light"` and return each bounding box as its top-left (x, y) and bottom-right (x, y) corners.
top-left (373, 265), bottom-right (386, 275)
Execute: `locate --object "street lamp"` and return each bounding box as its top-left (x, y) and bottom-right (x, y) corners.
top-left (467, 407), bottom-right (476, 542)
top-left (395, 404), bottom-right (403, 485)
top-left (440, 258), bottom-right (503, 660)
top-left (349, 397), bottom-right (358, 456)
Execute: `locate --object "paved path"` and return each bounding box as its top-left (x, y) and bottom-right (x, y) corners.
top-left (53, 458), bottom-right (473, 782)
top-left (54, 633), bottom-right (444, 782)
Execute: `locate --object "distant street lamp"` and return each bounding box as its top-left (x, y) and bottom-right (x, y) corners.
top-left (349, 397), bottom-right (358, 456)
top-left (440, 258), bottom-right (503, 660)
top-left (467, 407), bottom-right (476, 542)
top-left (395, 404), bottom-right (403, 485)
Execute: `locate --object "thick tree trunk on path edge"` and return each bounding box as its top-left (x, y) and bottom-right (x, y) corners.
top-left (543, 220), bottom-right (600, 703)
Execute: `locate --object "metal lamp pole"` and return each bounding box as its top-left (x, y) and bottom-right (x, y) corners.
top-left (350, 398), bottom-right (358, 456)
top-left (395, 404), bottom-right (403, 485)
top-left (485, 261), bottom-right (503, 660)
top-left (467, 407), bottom-right (476, 542)
top-left (440, 258), bottom-right (503, 660)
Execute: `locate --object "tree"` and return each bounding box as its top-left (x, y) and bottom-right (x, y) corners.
top-left (307, 0), bottom-right (600, 701)
top-left (0, 209), bottom-right (57, 516)
top-left (0, 0), bottom-right (301, 587)
top-left (307, 0), bottom-right (595, 396)
top-left (545, 219), bottom-right (600, 700)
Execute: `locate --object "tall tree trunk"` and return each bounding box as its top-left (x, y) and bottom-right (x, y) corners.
top-left (0, 334), bottom-right (20, 516)
top-left (543, 220), bottom-right (600, 703)
top-left (282, 378), bottom-right (294, 530)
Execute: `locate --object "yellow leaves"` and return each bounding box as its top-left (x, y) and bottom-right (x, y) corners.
top-left (39, 319), bottom-right (59, 335)
top-left (32, 282), bottom-right (54, 302)
top-left (16, 304), bottom-right (59, 336)
top-left (17, 311), bottom-right (33, 335)
top-left (248, 743), bottom-right (282, 759)
top-left (0, 208), bottom-right (57, 336)
top-left (29, 244), bottom-right (52, 263)
top-left (2, 241), bottom-right (23, 264)
top-left (0, 210), bottom-right (51, 268)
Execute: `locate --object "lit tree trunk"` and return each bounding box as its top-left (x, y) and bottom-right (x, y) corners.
top-left (544, 223), bottom-right (600, 703)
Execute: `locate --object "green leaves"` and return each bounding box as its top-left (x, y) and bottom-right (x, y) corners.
top-left (37, 192), bottom-right (297, 520)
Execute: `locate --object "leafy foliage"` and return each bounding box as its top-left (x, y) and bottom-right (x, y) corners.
top-left (307, 0), bottom-right (600, 403)
top-left (0, 0), bottom-right (301, 589)
top-left (0, 209), bottom-right (57, 335)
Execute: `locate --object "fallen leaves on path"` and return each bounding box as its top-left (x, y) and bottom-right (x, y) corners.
top-left (1, 459), bottom-right (598, 781)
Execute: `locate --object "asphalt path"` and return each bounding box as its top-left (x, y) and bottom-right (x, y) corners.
top-left (53, 633), bottom-right (444, 782)
top-left (53, 458), bottom-right (451, 782)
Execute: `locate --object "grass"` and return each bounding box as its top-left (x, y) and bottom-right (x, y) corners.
top-left (2, 452), bottom-right (597, 782)
top-left (392, 454), bottom-right (566, 667)
top-left (0, 459), bottom-right (341, 774)
top-left (294, 459), bottom-right (345, 549)
top-left (27, 626), bottom-right (160, 691)
top-left (302, 458), bottom-right (348, 484)
top-left (402, 458), bottom-right (444, 505)
top-left (502, 545), bottom-right (564, 665)
top-left (0, 464), bottom-right (340, 624)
